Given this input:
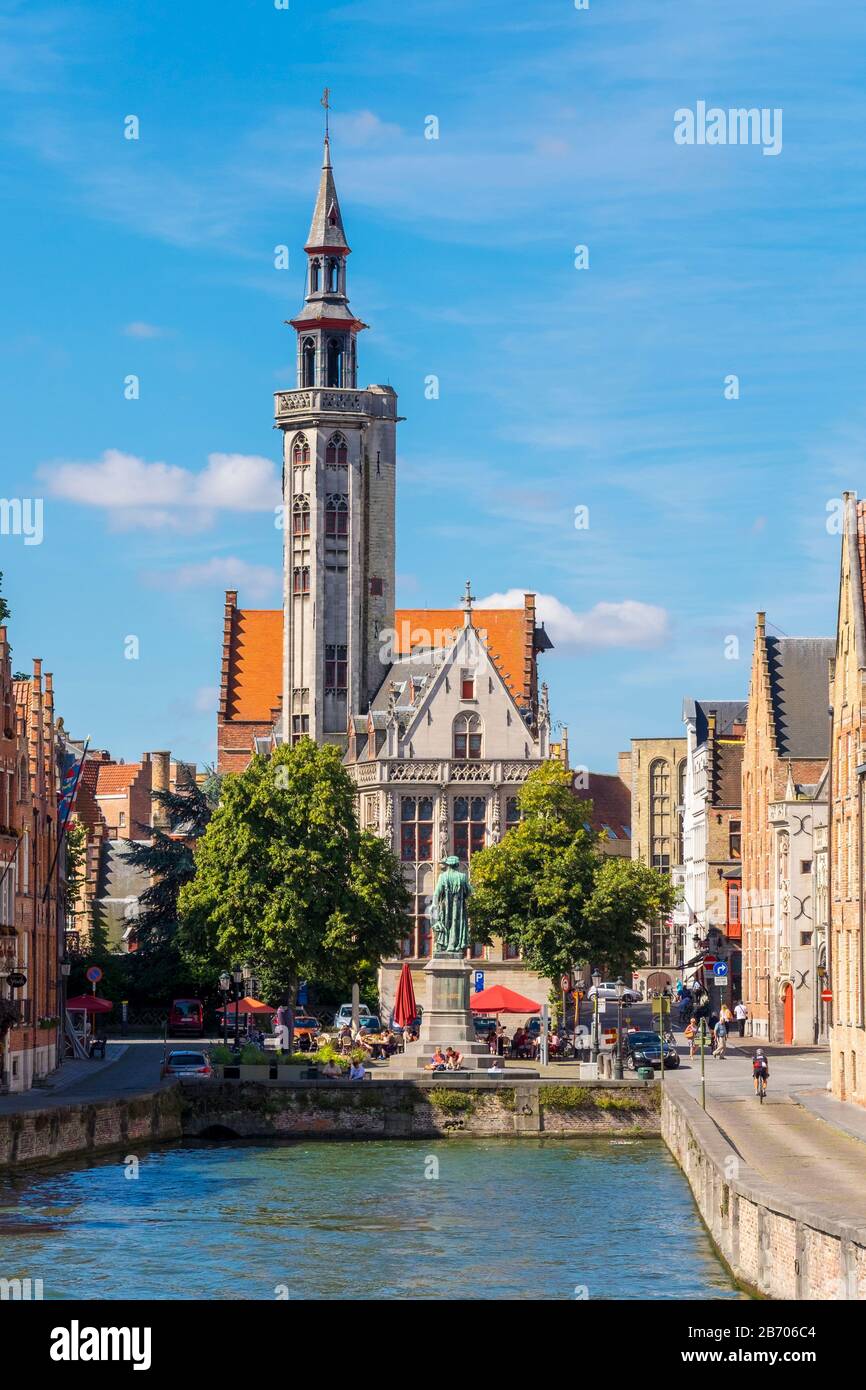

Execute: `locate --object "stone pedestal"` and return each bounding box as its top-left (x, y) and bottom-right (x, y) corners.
top-left (385, 952), bottom-right (536, 1077)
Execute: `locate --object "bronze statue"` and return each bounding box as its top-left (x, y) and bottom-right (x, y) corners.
top-left (432, 855), bottom-right (472, 954)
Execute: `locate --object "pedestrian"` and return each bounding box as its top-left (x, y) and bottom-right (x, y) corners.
top-left (713, 1017), bottom-right (728, 1059)
top-left (684, 1017), bottom-right (698, 1058)
top-left (720, 1002), bottom-right (733, 1026)
top-left (734, 1000), bottom-right (748, 1037)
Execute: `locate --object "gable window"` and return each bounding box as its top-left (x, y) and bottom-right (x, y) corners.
top-left (460, 671), bottom-right (475, 700)
top-left (454, 795), bottom-right (486, 860)
top-left (400, 796), bottom-right (434, 863)
top-left (325, 645), bottom-right (348, 692)
top-left (453, 712), bottom-right (482, 760)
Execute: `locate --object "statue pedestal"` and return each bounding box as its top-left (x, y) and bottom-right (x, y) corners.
top-left (385, 953), bottom-right (536, 1077)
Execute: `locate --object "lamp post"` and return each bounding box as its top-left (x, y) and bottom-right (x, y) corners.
top-left (613, 976), bottom-right (625, 1080)
top-left (590, 969), bottom-right (601, 1062)
top-left (232, 964), bottom-right (243, 1049)
top-left (219, 971), bottom-right (230, 1048)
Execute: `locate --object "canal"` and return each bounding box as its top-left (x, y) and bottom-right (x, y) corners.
top-left (0, 1137), bottom-right (741, 1300)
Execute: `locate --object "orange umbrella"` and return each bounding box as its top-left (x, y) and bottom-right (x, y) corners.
top-left (470, 984), bottom-right (541, 1014)
top-left (215, 996), bottom-right (276, 1016)
top-left (392, 963), bottom-right (418, 1028)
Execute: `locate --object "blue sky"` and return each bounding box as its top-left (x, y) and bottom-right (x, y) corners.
top-left (2, 0), bottom-right (866, 772)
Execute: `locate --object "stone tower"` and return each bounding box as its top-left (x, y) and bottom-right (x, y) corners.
top-left (276, 135), bottom-right (398, 749)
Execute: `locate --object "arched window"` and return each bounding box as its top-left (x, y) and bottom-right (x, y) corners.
top-left (292, 433), bottom-right (310, 466)
top-left (327, 257), bottom-right (339, 292)
top-left (292, 566), bottom-right (310, 595)
top-left (400, 796), bottom-right (434, 862)
top-left (292, 498), bottom-right (310, 536)
top-left (453, 712), bottom-right (482, 760)
top-left (326, 338), bottom-right (344, 388)
top-left (325, 495), bottom-right (348, 537)
top-left (454, 795), bottom-right (486, 860)
top-left (325, 432), bottom-right (348, 466)
top-left (309, 259), bottom-right (321, 294)
top-left (301, 339), bottom-right (316, 388)
top-left (649, 758), bottom-right (671, 872)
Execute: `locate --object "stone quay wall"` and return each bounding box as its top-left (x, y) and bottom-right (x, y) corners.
top-left (0, 1089), bottom-right (184, 1173)
top-left (180, 1077), bottom-right (661, 1141)
top-left (662, 1081), bottom-right (866, 1300)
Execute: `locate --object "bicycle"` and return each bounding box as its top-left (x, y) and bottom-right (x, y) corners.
top-left (755, 1071), bottom-right (767, 1103)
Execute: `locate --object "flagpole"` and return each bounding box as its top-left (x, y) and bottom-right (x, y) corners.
top-left (42, 736), bottom-right (90, 904)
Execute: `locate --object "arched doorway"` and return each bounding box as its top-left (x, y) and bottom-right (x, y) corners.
top-left (783, 983), bottom-right (794, 1045)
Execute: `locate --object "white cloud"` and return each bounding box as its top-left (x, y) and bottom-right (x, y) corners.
top-left (478, 590), bottom-right (671, 650)
top-left (40, 448), bottom-right (280, 531)
top-left (143, 556), bottom-right (280, 603)
top-left (122, 321), bottom-right (166, 339)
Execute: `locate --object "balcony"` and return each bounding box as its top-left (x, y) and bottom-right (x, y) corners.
top-left (274, 387), bottom-right (397, 425)
top-left (350, 758), bottom-right (545, 787)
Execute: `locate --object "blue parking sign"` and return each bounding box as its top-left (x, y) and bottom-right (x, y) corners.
top-left (474, 971), bottom-right (485, 992)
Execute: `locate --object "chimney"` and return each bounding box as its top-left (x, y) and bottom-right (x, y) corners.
top-left (151, 751), bottom-right (171, 831)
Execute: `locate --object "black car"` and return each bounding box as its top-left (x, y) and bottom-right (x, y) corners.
top-left (623, 1030), bottom-right (680, 1070)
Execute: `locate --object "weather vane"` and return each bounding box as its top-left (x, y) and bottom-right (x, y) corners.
top-left (321, 86), bottom-right (331, 140)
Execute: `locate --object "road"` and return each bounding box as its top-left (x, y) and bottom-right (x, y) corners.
top-left (0, 1038), bottom-right (170, 1115)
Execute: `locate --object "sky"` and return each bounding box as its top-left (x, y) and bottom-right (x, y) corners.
top-left (2, 0), bottom-right (866, 773)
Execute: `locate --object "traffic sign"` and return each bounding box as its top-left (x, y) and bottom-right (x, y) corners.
top-left (821, 988), bottom-right (833, 1002)
top-left (560, 973), bottom-right (572, 993)
top-left (713, 962), bottom-right (728, 979)
top-left (703, 955), bottom-right (718, 967)
top-left (86, 966), bottom-right (103, 984)
top-left (474, 971), bottom-right (484, 993)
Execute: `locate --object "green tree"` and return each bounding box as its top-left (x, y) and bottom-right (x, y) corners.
top-left (176, 740), bottom-right (408, 1006)
top-left (469, 763), bottom-right (676, 980)
top-left (0, 573), bottom-right (9, 626)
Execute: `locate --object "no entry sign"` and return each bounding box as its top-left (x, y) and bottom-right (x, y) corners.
top-left (821, 988), bottom-right (833, 1002)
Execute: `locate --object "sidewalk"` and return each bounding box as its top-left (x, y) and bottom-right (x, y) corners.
top-left (0, 1039), bottom-right (167, 1115)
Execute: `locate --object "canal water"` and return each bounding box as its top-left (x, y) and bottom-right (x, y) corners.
top-left (0, 1138), bottom-right (740, 1300)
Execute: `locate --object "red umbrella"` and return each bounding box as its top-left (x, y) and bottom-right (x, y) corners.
top-left (66, 994), bottom-right (113, 1013)
top-left (470, 984), bottom-right (541, 1014)
top-left (392, 963), bottom-right (418, 1028)
top-left (215, 996), bottom-right (276, 1017)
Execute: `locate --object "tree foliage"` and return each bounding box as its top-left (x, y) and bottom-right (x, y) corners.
top-left (0, 572), bottom-right (9, 627)
top-left (177, 740), bottom-right (409, 998)
top-left (469, 763), bottom-right (677, 980)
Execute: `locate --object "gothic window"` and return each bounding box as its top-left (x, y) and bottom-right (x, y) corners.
top-left (292, 433), bottom-right (310, 467)
top-left (292, 498), bottom-right (310, 536)
top-left (325, 495), bottom-right (349, 537)
top-left (310, 259), bottom-right (321, 294)
top-left (649, 758), bottom-right (671, 872)
top-left (325, 432), bottom-right (348, 466)
top-left (327, 257), bottom-right (339, 292)
top-left (454, 795), bottom-right (486, 861)
top-left (326, 338), bottom-right (344, 388)
top-left (301, 340), bottom-right (316, 388)
top-left (453, 713), bottom-right (482, 760)
top-left (506, 796), bottom-right (521, 832)
top-left (325, 644), bottom-right (348, 693)
top-left (400, 796), bottom-right (434, 862)
top-left (291, 714), bottom-right (309, 747)
top-left (292, 565), bottom-right (310, 595)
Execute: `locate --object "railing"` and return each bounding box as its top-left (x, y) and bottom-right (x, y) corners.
top-left (349, 758), bottom-right (544, 787)
top-left (274, 387), bottom-right (397, 422)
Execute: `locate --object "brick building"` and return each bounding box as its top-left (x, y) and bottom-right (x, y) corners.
top-left (623, 737), bottom-right (687, 989)
top-left (741, 612), bottom-right (832, 1042)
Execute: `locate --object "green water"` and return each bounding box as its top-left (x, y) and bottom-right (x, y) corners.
top-left (0, 1137), bottom-right (740, 1300)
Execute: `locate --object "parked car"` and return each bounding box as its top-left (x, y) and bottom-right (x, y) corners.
top-left (162, 1049), bottom-right (212, 1078)
top-left (287, 1015), bottom-right (321, 1050)
top-left (355, 1016), bottom-right (382, 1034)
top-left (587, 982), bottom-right (642, 1005)
top-left (168, 998), bottom-right (204, 1037)
top-left (334, 1003), bottom-right (375, 1030)
top-left (623, 1031), bottom-right (680, 1070)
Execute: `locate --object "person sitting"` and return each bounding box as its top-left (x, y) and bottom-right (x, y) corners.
top-left (511, 1027), bottom-right (525, 1058)
top-left (445, 1046), bottom-right (463, 1071)
top-left (338, 1026), bottom-right (354, 1055)
top-left (348, 1058), bottom-right (366, 1081)
top-left (424, 1046), bottom-right (447, 1072)
top-left (381, 1029), bottom-right (398, 1057)
top-left (321, 1059), bottom-right (342, 1079)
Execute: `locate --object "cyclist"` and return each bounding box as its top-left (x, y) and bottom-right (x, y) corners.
top-left (752, 1049), bottom-right (769, 1097)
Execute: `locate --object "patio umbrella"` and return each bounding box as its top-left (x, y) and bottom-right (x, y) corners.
top-left (215, 996), bottom-right (276, 1016)
top-left (392, 963), bottom-right (418, 1028)
top-left (469, 984), bottom-right (541, 1014)
top-left (65, 995), bottom-right (113, 1013)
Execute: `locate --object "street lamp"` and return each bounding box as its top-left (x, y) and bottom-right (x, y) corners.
top-left (613, 977), bottom-right (625, 1080)
top-left (219, 971), bottom-right (230, 1048)
top-left (590, 969), bottom-right (602, 1062)
top-left (232, 965), bottom-right (243, 1049)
